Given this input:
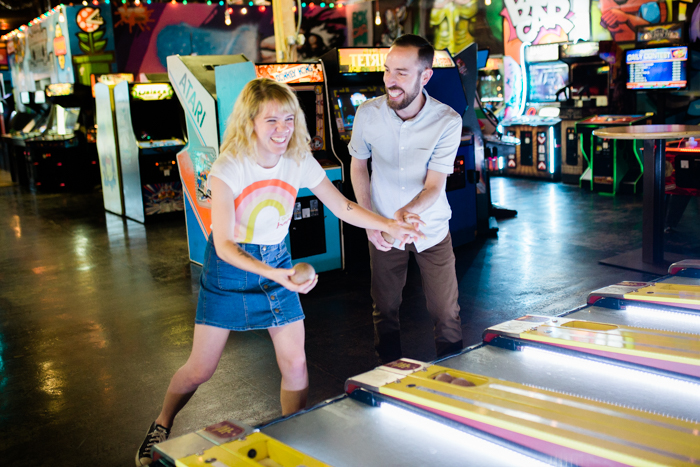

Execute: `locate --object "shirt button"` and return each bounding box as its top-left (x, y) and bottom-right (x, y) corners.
top-left (271, 296), bottom-right (276, 300)
top-left (264, 285), bottom-right (269, 289)
top-left (274, 308), bottom-right (280, 313)
top-left (262, 246), bottom-right (266, 251)
top-left (402, 187), bottom-right (405, 190)
top-left (400, 147), bottom-right (404, 150)
top-left (400, 168), bottom-right (404, 171)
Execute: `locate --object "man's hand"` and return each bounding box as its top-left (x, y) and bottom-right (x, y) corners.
top-left (367, 228), bottom-right (393, 251)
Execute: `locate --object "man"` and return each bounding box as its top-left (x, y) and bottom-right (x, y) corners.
top-left (349, 34), bottom-right (463, 363)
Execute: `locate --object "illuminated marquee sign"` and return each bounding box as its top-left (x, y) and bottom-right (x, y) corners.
top-left (626, 47), bottom-right (687, 64)
top-left (637, 23), bottom-right (684, 45)
top-left (560, 42), bottom-right (599, 59)
top-left (131, 83), bottom-right (174, 101)
top-left (525, 43), bottom-right (559, 63)
top-left (255, 63), bottom-right (324, 83)
top-left (46, 83), bottom-right (74, 96)
top-left (338, 47), bottom-right (455, 73)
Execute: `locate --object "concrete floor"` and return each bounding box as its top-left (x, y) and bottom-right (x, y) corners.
top-left (1, 175), bottom-right (699, 466)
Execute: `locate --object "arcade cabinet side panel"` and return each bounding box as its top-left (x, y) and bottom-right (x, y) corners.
top-left (213, 61), bottom-right (257, 142)
top-left (114, 81), bottom-right (145, 223)
top-left (94, 83), bottom-right (124, 216)
top-left (167, 56), bottom-right (221, 264)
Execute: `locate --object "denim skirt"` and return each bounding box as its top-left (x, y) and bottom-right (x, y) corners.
top-left (195, 235), bottom-right (304, 331)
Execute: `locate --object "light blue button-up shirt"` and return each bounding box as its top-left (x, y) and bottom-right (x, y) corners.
top-left (348, 89), bottom-right (462, 252)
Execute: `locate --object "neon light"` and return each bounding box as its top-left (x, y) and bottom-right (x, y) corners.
top-left (380, 403), bottom-right (551, 466)
top-left (518, 42), bottom-right (530, 116)
top-left (548, 126), bottom-right (554, 174)
top-left (498, 156), bottom-right (504, 170)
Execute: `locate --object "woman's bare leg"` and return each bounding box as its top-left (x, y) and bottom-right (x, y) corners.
top-left (268, 320), bottom-right (308, 415)
top-left (155, 324), bottom-right (230, 428)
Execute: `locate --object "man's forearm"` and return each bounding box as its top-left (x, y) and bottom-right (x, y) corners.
top-left (399, 186), bottom-right (441, 216)
top-left (350, 159), bottom-right (373, 210)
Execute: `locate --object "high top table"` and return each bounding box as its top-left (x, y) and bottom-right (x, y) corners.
top-left (592, 124), bottom-right (700, 275)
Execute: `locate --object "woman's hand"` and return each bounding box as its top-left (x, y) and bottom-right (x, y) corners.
top-left (385, 216), bottom-right (425, 248)
top-left (268, 267), bottom-right (318, 294)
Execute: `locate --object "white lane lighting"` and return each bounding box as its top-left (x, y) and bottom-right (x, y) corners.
top-left (623, 305), bottom-right (700, 330)
top-left (521, 346), bottom-right (700, 404)
top-left (379, 402), bottom-right (551, 466)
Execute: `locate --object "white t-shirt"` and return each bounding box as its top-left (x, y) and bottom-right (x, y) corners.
top-left (209, 152), bottom-right (326, 245)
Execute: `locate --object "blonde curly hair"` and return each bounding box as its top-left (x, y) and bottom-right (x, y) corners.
top-left (219, 78), bottom-right (310, 164)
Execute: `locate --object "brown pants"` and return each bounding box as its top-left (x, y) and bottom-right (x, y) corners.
top-left (369, 232), bottom-right (463, 362)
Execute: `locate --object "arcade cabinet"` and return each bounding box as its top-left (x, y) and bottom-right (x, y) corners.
top-left (167, 54), bottom-right (255, 265)
top-left (95, 73), bottom-right (135, 217)
top-left (477, 55), bottom-right (505, 116)
top-left (558, 41), bottom-right (612, 184)
top-left (255, 63), bottom-right (343, 273)
top-left (25, 84), bottom-right (100, 191)
top-left (575, 114), bottom-right (651, 194)
top-left (111, 81), bottom-right (187, 223)
top-left (500, 43), bottom-right (562, 181)
top-left (1, 91), bottom-right (49, 186)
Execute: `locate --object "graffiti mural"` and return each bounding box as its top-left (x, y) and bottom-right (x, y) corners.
top-left (501, 0), bottom-right (591, 62)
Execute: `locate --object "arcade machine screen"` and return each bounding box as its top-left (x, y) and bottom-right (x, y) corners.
top-left (130, 87), bottom-right (184, 145)
top-left (528, 62), bottom-right (569, 103)
top-left (331, 87), bottom-right (384, 142)
top-left (626, 46), bottom-right (688, 89)
top-left (478, 57), bottom-right (504, 109)
top-left (34, 91), bottom-right (46, 105)
top-left (570, 63), bottom-right (609, 98)
top-left (46, 106), bottom-right (80, 136)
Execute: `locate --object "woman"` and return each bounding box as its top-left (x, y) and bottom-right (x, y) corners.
top-left (136, 78), bottom-right (422, 465)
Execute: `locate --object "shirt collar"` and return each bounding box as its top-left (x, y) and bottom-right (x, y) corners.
top-left (385, 88), bottom-right (431, 123)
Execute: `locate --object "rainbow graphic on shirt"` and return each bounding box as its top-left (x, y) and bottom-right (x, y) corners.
top-left (234, 179), bottom-right (297, 243)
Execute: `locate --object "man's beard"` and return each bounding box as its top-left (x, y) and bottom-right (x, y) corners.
top-left (386, 76), bottom-right (421, 111)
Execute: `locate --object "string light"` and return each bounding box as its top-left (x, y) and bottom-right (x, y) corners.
top-left (240, 6), bottom-right (247, 13)
top-left (258, 5), bottom-right (265, 11)
top-left (134, 0), bottom-right (140, 5)
top-left (375, 10), bottom-right (381, 25)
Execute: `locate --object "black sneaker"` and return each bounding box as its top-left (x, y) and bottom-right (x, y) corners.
top-left (136, 421), bottom-right (170, 466)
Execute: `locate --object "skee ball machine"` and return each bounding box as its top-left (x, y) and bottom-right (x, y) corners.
top-left (167, 54), bottom-right (255, 265)
top-left (255, 63), bottom-right (343, 272)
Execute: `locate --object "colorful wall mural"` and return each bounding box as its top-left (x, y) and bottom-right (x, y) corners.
top-left (113, 3), bottom-right (346, 76)
top-left (429, 0), bottom-right (503, 55)
top-left (8, 4), bottom-right (117, 97)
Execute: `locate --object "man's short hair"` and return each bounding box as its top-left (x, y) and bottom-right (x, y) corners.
top-left (391, 34), bottom-right (434, 70)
